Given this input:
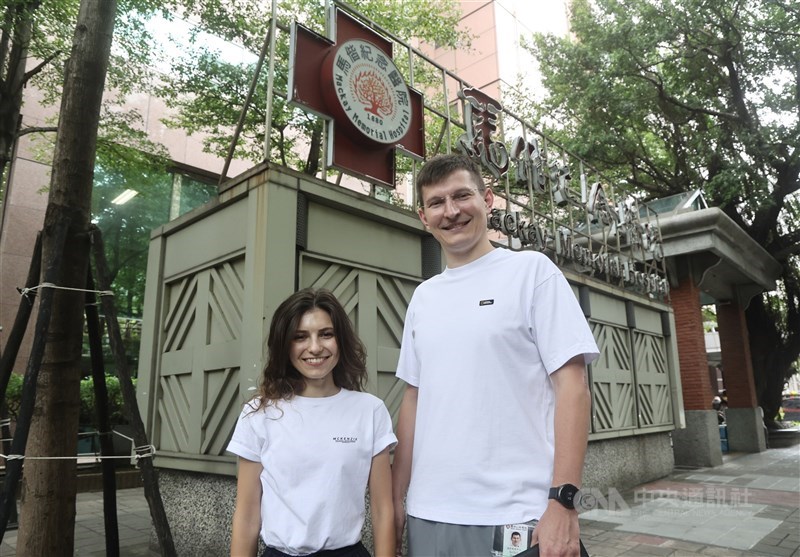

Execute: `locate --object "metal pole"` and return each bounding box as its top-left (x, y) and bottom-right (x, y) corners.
top-left (221, 24), bottom-right (273, 186)
top-left (263, 0), bottom-right (279, 160)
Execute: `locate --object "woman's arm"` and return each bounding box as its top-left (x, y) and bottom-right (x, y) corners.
top-left (231, 457), bottom-right (263, 557)
top-left (369, 447), bottom-right (395, 557)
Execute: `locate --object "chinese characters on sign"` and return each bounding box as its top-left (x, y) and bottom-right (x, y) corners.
top-left (329, 39), bottom-right (412, 145)
top-left (456, 86), bottom-right (668, 297)
top-left (288, 7), bottom-right (424, 188)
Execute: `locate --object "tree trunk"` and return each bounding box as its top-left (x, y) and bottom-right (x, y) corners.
top-left (748, 268), bottom-right (800, 424)
top-left (0, 1), bottom-right (38, 191)
top-left (15, 1), bottom-right (116, 554)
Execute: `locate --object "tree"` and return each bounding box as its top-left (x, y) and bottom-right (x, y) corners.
top-left (15, 0), bottom-right (116, 553)
top-left (0, 0), bottom-right (67, 188)
top-left (521, 0), bottom-right (799, 421)
top-left (0, 0), bottom-right (172, 208)
top-left (155, 0), bottom-right (469, 178)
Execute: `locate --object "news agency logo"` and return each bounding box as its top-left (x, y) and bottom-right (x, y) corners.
top-left (577, 487), bottom-right (755, 517)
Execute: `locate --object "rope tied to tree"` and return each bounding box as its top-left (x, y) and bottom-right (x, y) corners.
top-left (17, 282), bottom-right (115, 304)
top-left (0, 445), bottom-right (156, 462)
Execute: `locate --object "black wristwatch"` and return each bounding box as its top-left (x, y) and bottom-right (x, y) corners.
top-left (548, 483), bottom-right (581, 510)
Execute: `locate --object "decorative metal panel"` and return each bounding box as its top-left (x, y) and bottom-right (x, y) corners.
top-left (300, 254), bottom-right (418, 423)
top-left (589, 321), bottom-right (637, 432)
top-left (157, 257), bottom-right (245, 455)
top-left (634, 331), bottom-right (672, 427)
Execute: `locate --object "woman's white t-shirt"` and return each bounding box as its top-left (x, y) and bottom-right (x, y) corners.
top-left (227, 389), bottom-right (397, 555)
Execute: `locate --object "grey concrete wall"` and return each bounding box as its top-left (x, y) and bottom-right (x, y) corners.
top-left (157, 469), bottom-right (237, 556)
top-left (672, 409), bottom-right (723, 467)
top-left (583, 432), bottom-right (674, 494)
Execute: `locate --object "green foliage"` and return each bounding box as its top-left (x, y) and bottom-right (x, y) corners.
top-left (18, 0), bottom-right (172, 118)
top-left (702, 305), bottom-right (717, 333)
top-left (78, 374), bottom-right (134, 426)
top-left (4, 373), bottom-right (24, 422)
top-left (523, 0), bottom-right (798, 204)
top-left (155, 0), bottom-right (469, 171)
top-left (518, 0), bottom-right (800, 417)
top-left (4, 373), bottom-right (132, 426)
top-left (91, 143), bottom-right (216, 320)
top-left (0, 0), bottom-right (177, 207)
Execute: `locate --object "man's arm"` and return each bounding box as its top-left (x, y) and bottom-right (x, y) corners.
top-left (391, 384), bottom-right (418, 556)
top-left (531, 355), bottom-right (591, 557)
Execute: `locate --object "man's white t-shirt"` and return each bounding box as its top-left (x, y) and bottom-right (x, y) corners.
top-left (396, 248), bottom-right (599, 525)
top-left (227, 389), bottom-right (397, 555)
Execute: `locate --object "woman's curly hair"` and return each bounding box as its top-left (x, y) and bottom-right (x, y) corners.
top-left (254, 288), bottom-right (367, 408)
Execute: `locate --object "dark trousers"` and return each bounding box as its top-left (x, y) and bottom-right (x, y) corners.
top-left (261, 541), bottom-right (371, 557)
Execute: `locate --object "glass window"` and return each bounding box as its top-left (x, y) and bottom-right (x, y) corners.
top-left (88, 154), bottom-right (217, 378)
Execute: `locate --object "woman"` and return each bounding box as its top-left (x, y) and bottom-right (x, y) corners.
top-left (228, 288), bottom-right (396, 557)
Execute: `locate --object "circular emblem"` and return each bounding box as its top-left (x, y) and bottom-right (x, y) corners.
top-left (323, 39), bottom-right (412, 145)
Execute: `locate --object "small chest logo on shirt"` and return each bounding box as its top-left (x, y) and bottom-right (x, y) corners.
top-left (479, 299), bottom-right (494, 306)
top-left (333, 436), bottom-right (358, 444)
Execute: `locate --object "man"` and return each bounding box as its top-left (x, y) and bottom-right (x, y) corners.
top-left (510, 531), bottom-right (522, 548)
top-left (392, 154), bottom-right (598, 557)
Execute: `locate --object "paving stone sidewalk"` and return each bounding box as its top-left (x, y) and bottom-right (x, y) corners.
top-left (579, 443), bottom-right (800, 556)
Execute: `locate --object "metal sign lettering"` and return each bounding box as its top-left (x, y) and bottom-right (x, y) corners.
top-left (459, 85), bottom-right (668, 298)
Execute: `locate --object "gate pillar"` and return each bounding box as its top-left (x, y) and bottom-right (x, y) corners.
top-left (669, 256), bottom-right (722, 467)
top-left (717, 298), bottom-right (766, 452)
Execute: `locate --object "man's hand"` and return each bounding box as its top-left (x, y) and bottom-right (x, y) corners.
top-left (530, 501), bottom-right (581, 557)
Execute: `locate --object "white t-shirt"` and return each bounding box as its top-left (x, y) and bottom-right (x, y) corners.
top-left (396, 248), bottom-right (599, 525)
top-left (227, 389), bottom-right (397, 555)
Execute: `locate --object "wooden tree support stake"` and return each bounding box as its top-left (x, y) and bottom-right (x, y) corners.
top-left (85, 270), bottom-right (120, 557)
top-left (0, 232), bottom-right (42, 397)
top-left (0, 233), bottom-right (42, 530)
top-left (0, 220), bottom-right (69, 541)
top-left (90, 226), bottom-right (176, 557)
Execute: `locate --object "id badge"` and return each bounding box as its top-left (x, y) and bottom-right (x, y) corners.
top-left (491, 519), bottom-right (538, 557)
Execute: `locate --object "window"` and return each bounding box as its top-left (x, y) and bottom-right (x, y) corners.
top-left (89, 156), bottom-right (217, 375)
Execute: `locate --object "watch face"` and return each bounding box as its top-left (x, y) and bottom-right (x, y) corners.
top-left (559, 484), bottom-right (579, 509)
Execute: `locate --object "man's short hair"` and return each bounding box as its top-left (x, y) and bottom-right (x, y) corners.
top-left (416, 153), bottom-right (485, 206)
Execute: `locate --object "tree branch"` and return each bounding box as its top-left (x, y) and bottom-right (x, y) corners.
top-left (771, 231), bottom-right (800, 262)
top-left (18, 126), bottom-right (57, 137)
top-left (750, 159), bottom-right (800, 245)
top-left (16, 50), bottom-right (61, 96)
top-left (630, 69), bottom-right (740, 121)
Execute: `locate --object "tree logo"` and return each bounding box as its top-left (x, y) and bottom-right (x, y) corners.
top-left (354, 70), bottom-right (394, 117)
top-left (327, 39), bottom-right (412, 145)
